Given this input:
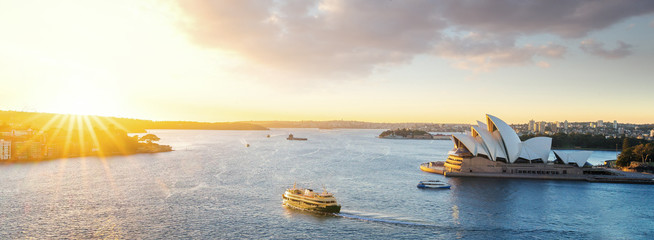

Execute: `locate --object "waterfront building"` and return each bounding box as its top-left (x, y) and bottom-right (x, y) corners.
top-left (0, 139), bottom-right (10, 160)
top-left (13, 140), bottom-right (42, 160)
top-left (447, 114), bottom-right (583, 165)
top-left (420, 114), bottom-right (654, 183)
top-left (438, 115), bottom-right (599, 176)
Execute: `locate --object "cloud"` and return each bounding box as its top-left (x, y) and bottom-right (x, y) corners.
top-left (440, 0), bottom-right (654, 38)
top-left (433, 32), bottom-right (566, 71)
top-left (175, 0), bottom-right (445, 77)
top-left (173, 0), bottom-right (654, 77)
top-left (579, 39), bottom-right (633, 59)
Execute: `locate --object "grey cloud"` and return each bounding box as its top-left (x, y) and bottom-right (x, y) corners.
top-left (174, 0), bottom-right (654, 77)
top-left (176, 0), bottom-right (444, 77)
top-left (434, 33), bottom-right (567, 71)
top-left (579, 40), bottom-right (633, 59)
top-left (441, 0), bottom-right (654, 38)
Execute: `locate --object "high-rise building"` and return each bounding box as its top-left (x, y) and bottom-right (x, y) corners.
top-left (528, 120), bottom-right (535, 132)
top-left (650, 130), bottom-right (654, 138)
top-left (564, 120), bottom-right (569, 133)
top-left (598, 120), bottom-right (604, 128)
top-left (613, 120), bottom-right (618, 129)
top-left (551, 121), bottom-right (558, 132)
top-left (539, 121), bottom-right (546, 134)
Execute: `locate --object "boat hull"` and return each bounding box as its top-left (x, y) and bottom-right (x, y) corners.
top-left (420, 162), bottom-right (445, 174)
top-left (287, 138), bottom-right (308, 141)
top-left (417, 184), bottom-right (450, 189)
top-left (282, 197), bottom-right (341, 213)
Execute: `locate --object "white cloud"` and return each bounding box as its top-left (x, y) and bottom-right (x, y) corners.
top-left (173, 0), bottom-right (654, 77)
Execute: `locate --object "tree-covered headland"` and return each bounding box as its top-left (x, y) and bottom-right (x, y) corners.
top-left (379, 129), bottom-right (431, 138)
top-left (616, 138), bottom-right (654, 168)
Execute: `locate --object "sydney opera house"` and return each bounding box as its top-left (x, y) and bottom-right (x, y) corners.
top-left (420, 114), bottom-right (654, 182)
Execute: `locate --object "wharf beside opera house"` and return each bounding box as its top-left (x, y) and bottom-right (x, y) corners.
top-left (421, 114), bottom-right (654, 184)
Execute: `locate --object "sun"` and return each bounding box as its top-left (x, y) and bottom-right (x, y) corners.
top-left (48, 77), bottom-right (121, 116)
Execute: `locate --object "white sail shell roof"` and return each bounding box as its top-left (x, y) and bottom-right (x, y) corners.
top-left (553, 150), bottom-right (592, 167)
top-left (451, 134), bottom-right (484, 155)
top-left (476, 121), bottom-right (488, 131)
top-left (471, 125), bottom-right (499, 160)
top-left (491, 131), bottom-right (508, 160)
top-left (520, 137), bottom-right (552, 161)
top-left (450, 114), bottom-right (592, 166)
top-left (487, 114), bottom-right (522, 163)
top-left (472, 136), bottom-right (490, 157)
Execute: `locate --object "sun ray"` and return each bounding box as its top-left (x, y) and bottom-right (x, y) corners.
top-left (88, 116), bottom-right (130, 155)
top-left (82, 115), bottom-right (119, 194)
top-left (35, 113), bottom-right (63, 132)
top-left (50, 143), bottom-right (70, 214)
top-left (73, 115), bottom-right (91, 202)
top-left (11, 114), bottom-right (64, 161)
top-left (17, 112), bottom-right (49, 129)
top-left (76, 115), bottom-right (87, 157)
top-left (44, 115), bottom-right (70, 157)
top-left (25, 114), bottom-right (63, 151)
top-left (63, 115), bottom-right (77, 157)
top-left (82, 116), bottom-right (104, 158)
top-left (100, 117), bottom-right (129, 133)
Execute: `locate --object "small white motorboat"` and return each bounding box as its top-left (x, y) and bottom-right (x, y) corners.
top-left (417, 180), bottom-right (450, 189)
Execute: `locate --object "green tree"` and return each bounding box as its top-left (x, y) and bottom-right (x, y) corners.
top-left (617, 147), bottom-right (636, 167)
top-left (139, 134), bottom-right (160, 144)
top-left (633, 143), bottom-right (654, 163)
top-left (622, 137), bottom-right (631, 151)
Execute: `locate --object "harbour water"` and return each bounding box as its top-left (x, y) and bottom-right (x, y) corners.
top-left (0, 129), bottom-right (652, 239)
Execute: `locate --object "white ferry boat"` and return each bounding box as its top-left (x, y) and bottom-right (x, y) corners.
top-left (282, 183), bottom-right (341, 213)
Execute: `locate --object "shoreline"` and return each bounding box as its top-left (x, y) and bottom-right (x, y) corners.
top-left (420, 162), bottom-right (654, 184)
top-left (552, 147), bottom-right (620, 151)
top-left (0, 146), bottom-right (172, 165)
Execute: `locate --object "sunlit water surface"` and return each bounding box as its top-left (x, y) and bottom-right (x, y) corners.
top-left (1, 129), bottom-right (652, 239)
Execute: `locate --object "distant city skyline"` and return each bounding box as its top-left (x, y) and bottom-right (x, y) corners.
top-left (1, 1), bottom-right (654, 124)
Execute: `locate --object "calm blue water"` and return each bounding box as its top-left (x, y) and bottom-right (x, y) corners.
top-left (0, 129), bottom-right (652, 239)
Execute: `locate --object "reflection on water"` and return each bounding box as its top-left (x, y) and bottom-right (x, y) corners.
top-left (0, 129), bottom-right (652, 239)
top-left (451, 205), bottom-right (459, 223)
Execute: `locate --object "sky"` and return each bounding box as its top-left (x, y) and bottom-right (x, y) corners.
top-left (1, 0), bottom-right (653, 124)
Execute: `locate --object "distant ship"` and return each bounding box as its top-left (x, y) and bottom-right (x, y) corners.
top-left (286, 134), bottom-right (307, 141)
top-left (282, 183), bottom-right (341, 214)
